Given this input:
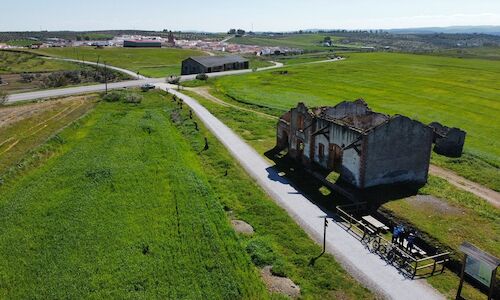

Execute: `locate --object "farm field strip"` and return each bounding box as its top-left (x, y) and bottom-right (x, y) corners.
top-left (0, 96), bottom-right (97, 175)
top-left (0, 93), bottom-right (268, 299)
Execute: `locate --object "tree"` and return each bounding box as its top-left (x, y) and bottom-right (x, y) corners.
top-left (228, 29), bottom-right (236, 34)
top-left (236, 29), bottom-right (246, 36)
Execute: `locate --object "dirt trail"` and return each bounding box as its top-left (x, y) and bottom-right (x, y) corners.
top-left (429, 165), bottom-right (500, 208)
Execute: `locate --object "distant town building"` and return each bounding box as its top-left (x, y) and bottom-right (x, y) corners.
top-left (167, 31), bottom-right (176, 46)
top-left (123, 40), bottom-right (162, 48)
top-left (181, 55), bottom-right (249, 75)
top-left (277, 100), bottom-right (435, 189)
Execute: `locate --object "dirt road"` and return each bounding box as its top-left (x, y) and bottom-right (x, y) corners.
top-left (429, 165), bottom-right (500, 208)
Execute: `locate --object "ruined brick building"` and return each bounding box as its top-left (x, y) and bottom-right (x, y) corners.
top-left (276, 100), bottom-right (464, 189)
top-left (429, 122), bottom-right (466, 157)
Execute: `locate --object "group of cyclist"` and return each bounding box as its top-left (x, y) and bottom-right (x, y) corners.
top-left (392, 224), bottom-right (417, 252)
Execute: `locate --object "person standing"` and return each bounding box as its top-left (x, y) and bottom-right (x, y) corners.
top-left (398, 226), bottom-right (406, 245)
top-left (407, 232), bottom-right (416, 251)
top-left (392, 225), bottom-right (401, 244)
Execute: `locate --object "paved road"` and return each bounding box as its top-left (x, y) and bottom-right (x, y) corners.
top-left (7, 78), bottom-right (165, 103)
top-left (159, 83), bottom-right (444, 300)
top-left (6, 62), bottom-right (283, 104)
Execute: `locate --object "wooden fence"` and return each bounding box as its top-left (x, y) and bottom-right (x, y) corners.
top-left (336, 203), bottom-right (450, 279)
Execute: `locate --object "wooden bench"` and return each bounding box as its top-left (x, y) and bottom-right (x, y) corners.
top-left (362, 215), bottom-right (390, 232)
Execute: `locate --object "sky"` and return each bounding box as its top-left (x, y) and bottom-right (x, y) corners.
top-left (1, 0), bottom-right (499, 32)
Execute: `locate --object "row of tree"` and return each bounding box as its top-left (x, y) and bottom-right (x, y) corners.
top-left (228, 29), bottom-right (246, 36)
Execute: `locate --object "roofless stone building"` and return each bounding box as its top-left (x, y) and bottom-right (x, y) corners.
top-left (276, 100), bottom-right (463, 189)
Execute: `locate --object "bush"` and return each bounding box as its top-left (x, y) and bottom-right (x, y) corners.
top-left (103, 92), bottom-right (122, 102)
top-left (195, 73), bottom-right (209, 81)
top-left (123, 93), bottom-right (143, 104)
top-left (20, 72), bottom-right (35, 83)
top-left (245, 237), bottom-right (275, 266)
top-left (0, 90), bottom-right (8, 105)
top-left (270, 258), bottom-right (288, 277)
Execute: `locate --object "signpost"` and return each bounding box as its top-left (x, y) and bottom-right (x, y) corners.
top-left (456, 242), bottom-right (499, 300)
top-left (309, 216), bottom-right (329, 266)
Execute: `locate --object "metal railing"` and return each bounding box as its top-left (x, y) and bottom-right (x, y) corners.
top-left (336, 204), bottom-right (450, 279)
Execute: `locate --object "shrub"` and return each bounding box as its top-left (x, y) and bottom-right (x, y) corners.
top-left (245, 237), bottom-right (275, 266)
top-left (123, 93), bottom-right (143, 104)
top-left (0, 90), bottom-right (7, 105)
top-left (20, 72), bottom-right (35, 83)
top-left (195, 73), bottom-right (209, 81)
top-left (103, 92), bottom-right (122, 102)
top-left (270, 258), bottom-right (288, 277)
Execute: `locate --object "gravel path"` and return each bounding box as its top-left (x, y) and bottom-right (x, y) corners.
top-left (160, 83), bottom-right (445, 300)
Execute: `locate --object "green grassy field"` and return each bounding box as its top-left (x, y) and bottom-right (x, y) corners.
top-left (31, 47), bottom-right (206, 77)
top-left (0, 50), bottom-right (79, 74)
top-left (181, 89), bottom-right (497, 299)
top-left (231, 34), bottom-right (346, 52)
top-left (430, 46), bottom-right (500, 60)
top-left (0, 95), bottom-right (97, 177)
top-left (0, 92), bottom-right (268, 298)
top-left (0, 91), bottom-right (374, 299)
top-left (214, 52), bottom-right (500, 190)
top-left (6, 39), bottom-right (39, 47)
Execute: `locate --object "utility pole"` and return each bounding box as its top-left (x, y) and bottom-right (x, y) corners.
top-left (104, 61), bottom-right (108, 94)
top-left (322, 217), bottom-right (328, 254)
top-left (96, 55), bottom-right (100, 81)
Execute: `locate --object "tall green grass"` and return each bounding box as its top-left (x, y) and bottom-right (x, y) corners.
top-left (0, 92), bottom-right (267, 298)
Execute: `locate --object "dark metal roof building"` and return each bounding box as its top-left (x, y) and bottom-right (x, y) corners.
top-left (181, 55), bottom-right (249, 75)
top-left (123, 40), bottom-right (162, 48)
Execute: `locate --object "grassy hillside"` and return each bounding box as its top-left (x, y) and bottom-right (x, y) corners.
top-left (214, 52), bottom-right (500, 188)
top-left (31, 47), bottom-right (206, 77)
top-left (0, 50), bottom-right (79, 74)
top-left (232, 34), bottom-right (345, 51)
top-left (0, 91), bottom-right (374, 299)
top-left (0, 92), bottom-right (267, 298)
